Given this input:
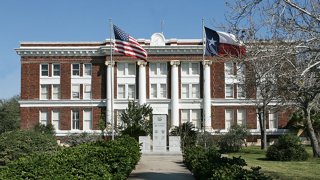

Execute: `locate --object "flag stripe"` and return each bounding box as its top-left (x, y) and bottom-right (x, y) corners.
top-left (113, 25), bottom-right (147, 61)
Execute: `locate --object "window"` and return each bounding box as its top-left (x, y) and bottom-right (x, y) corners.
top-left (72, 64), bottom-right (80, 76)
top-left (128, 85), bottom-right (135, 99)
top-left (83, 110), bottom-right (92, 130)
top-left (269, 110), bottom-right (278, 129)
top-left (117, 63), bottom-right (135, 76)
top-left (117, 63), bottom-right (125, 76)
top-left (117, 110), bottom-right (126, 128)
top-left (181, 110), bottom-right (189, 124)
top-left (52, 64), bottom-right (60, 77)
top-left (41, 64), bottom-right (49, 77)
top-left (52, 84), bottom-right (60, 100)
top-left (237, 84), bottom-right (245, 98)
top-left (117, 85), bottom-right (125, 99)
top-left (181, 84), bottom-right (189, 98)
top-left (191, 84), bottom-right (200, 98)
top-left (191, 110), bottom-right (201, 128)
top-left (159, 84), bottom-right (167, 98)
top-left (83, 84), bottom-right (91, 99)
top-left (181, 62), bottom-right (200, 75)
top-left (225, 84), bottom-right (234, 98)
top-left (191, 63), bottom-right (199, 75)
top-left (150, 84), bottom-right (157, 98)
top-left (237, 63), bottom-right (245, 76)
top-left (128, 63), bottom-right (135, 75)
top-left (40, 85), bottom-right (49, 100)
top-left (72, 110), bottom-right (80, 130)
top-left (52, 111), bottom-right (60, 130)
top-left (40, 111), bottom-right (48, 125)
top-left (225, 109), bottom-right (234, 129)
top-left (181, 109), bottom-right (201, 129)
top-left (237, 109), bottom-right (246, 126)
top-left (72, 84), bottom-right (80, 99)
top-left (149, 62), bottom-right (167, 76)
top-left (150, 84), bottom-right (167, 99)
top-left (84, 64), bottom-right (92, 76)
top-left (225, 62), bottom-right (234, 75)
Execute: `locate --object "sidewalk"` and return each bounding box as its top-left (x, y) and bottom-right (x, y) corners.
top-left (128, 154), bottom-right (195, 180)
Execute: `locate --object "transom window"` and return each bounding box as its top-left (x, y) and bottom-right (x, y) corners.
top-left (117, 63), bottom-right (135, 76)
top-left (149, 63), bottom-right (167, 76)
top-left (181, 62), bottom-right (200, 76)
top-left (41, 64), bottom-right (49, 77)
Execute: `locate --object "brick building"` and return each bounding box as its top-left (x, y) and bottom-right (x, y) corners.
top-left (16, 33), bottom-right (289, 137)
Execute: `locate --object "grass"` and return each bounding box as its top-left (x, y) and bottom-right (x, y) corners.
top-left (228, 146), bottom-right (320, 180)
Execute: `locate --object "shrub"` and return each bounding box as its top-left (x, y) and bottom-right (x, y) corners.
top-left (0, 130), bottom-right (58, 165)
top-left (33, 123), bottom-right (55, 135)
top-left (0, 135), bottom-right (140, 179)
top-left (218, 125), bottom-right (249, 153)
top-left (183, 145), bottom-right (270, 179)
top-left (266, 134), bottom-right (308, 161)
top-left (65, 132), bottom-right (101, 146)
top-left (170, 122), bottom-right (198, 151)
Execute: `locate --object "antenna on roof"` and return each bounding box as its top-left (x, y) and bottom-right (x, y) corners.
top-left (161, 20), bottom-right (164, 35)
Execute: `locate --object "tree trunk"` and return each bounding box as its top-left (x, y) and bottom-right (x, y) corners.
top-left (305, 107), bottom-right (320, 158)
top-left (262, 106), bottom-right (267, 150)
top-left (258, 107), bottom-right (267, 150)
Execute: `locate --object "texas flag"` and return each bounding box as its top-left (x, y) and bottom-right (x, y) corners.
top-left (204, 26), bottom-right (246, 57)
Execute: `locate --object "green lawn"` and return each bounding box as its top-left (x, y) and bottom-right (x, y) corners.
top-left (228, 146), bottom-right (320, 180)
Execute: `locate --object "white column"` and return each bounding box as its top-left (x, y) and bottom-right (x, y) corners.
top-left (138, 61), bottom-right (147, 105)
top-left (170, 61), bottom-right (180, 127)
top-left (203, 61), bottom-right (212, 131)
top-left (105, 61), bottom-right (114, 125)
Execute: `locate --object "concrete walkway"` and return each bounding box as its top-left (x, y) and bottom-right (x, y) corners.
top-left (128, 154), bottom-right (195, 180)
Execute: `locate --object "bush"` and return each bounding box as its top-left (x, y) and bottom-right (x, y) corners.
top-left (0, 135), bottom-right (140, 179)
top-left (183, 145), bottom-right (270, 180)
top-left (218, 125), bottom-right (249, 153)
top-left (0, 130), bottom-right (58, 165)
top-left (33, 123), bottom-right (55, 135)
top-left (266, 134), bottom-right (308, 161)
top-left (65, 132), bottom-right (101, 146)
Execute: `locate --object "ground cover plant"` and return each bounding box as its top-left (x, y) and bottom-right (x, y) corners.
top-left (0, 135), bottom-right (141, 180)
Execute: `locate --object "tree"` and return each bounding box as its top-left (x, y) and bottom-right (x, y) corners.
top-left (170, 122), bottom-right (198, 150)
top-left (120, 101), bottom-right (153, 140)
top-left (225, 0), bottom-right (320, 157)
top-left (0, 95), bottom-right (20, 134)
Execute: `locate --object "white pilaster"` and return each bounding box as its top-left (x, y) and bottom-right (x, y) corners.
top-left (203, 61), bottom-right (212, 131)
top-left (105, 61), bottom-right (114, 124)
top-left (138, 61), bottom-right (147, 105)
top-left (170, 61), bottom-right (180, 127)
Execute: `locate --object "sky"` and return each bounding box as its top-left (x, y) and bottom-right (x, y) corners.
top-left (0, 0), bottom-right (227, 99)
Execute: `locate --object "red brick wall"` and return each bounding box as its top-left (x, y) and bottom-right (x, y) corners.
top-left (20, 106), bottom-right (104, 131)
top-left (212, 61), bottom-right (225, 98)
top-left (21, 61), bottom-right (40, 100)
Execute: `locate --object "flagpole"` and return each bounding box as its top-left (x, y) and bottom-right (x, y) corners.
top-left (109, 19), bottom-right (115, 141)
top-left (202, 18), bottom-right (206, 135)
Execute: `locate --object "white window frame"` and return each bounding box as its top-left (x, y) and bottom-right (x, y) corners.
top-left (83, 84), bottom-right (92, 100)
top-left (117, 84), bottom-right (135, 99)
top-left (72, 84), bottom-right (80, 100)
top-left (128, 84), bottom-right (135, 99)
top-left (225, 84), bottom-right (234, 98)
top-left (41, 64), bottom-right (49, 77)
top-left (71, 110), bottom-right (80, 130)
top-left (52, 64), bottom-right (60, 77)
top-left (225, 62), bottom-right (234, 76)
top-left (83, 109), bottom-right (92, 130)
top-left (150, 83), bottom-right (167, 99)
top-left (149, 62), bottom-right (167, 76)
top-left (237, 84), bottom-right (245, 99)
top-left (181, 62), bottom-right (200, 76)
top-left (225, 109), bottom-right (234, 130)
top-left (40, 111), bottom-right (48, 126)
top-left (181, 109), bottom-right (201, 129)
top-left (181, 84), bottom-right (200, 99)
top-left (52, 84), bottom-right (60, 100)
top-left (237, 109), bottom-right (246, 126)
top-left (83, 63), bottom-right (92, 77)
top-left (40, 84), bottom-right (49, 100)
top-left (269, 110), bottom-right (278, 129)
top-left (52, 110), bottom-right (60, 130)
top-left (72, 64), bottom-right (80, 77)
top-left (117, 62), bottom-right (136, 77)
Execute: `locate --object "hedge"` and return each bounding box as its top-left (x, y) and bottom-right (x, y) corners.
top-left (0, 135), bottom-right (141, 180)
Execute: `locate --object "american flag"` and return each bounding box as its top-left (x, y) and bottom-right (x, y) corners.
top-left (113, 25), bottom-right (147, 61)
